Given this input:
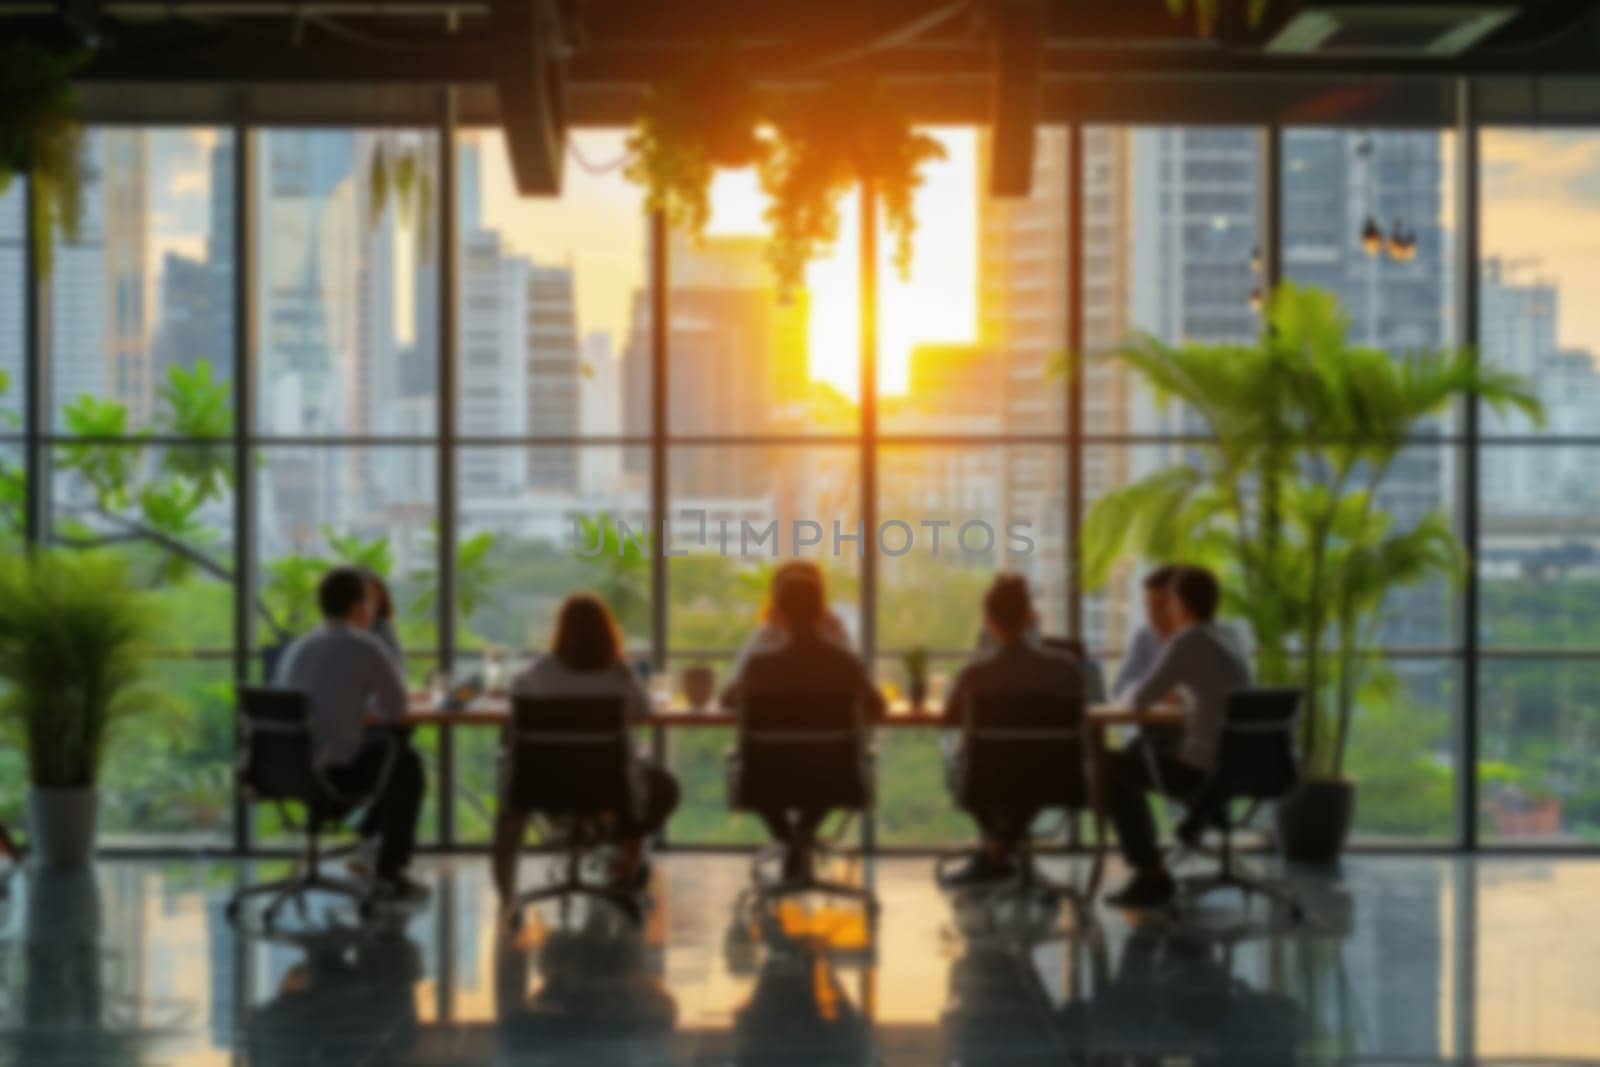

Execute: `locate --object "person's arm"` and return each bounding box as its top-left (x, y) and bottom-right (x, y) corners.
top-left (1125, 632), bottom-right (1193, 712)
top-left (941, 667), bottom-right (971, 727)
top-left (1111, 627), bottom-right (1153, 701)
top-left (364, 639), bottom-right (410, 723)
top-left (619, 663), bottom-right (654, 719)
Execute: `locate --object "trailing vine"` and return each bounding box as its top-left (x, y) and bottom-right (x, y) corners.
top-left (0, 41), bottom-right (88, 276)
top-left (759, 75), bottom-right (944, 292)
top-left (367, 133), bottom-right (435, 257)
top-left (624, 48), bottom-right (770, 239)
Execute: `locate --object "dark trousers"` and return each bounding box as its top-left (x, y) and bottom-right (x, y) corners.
top-left (1106, 741), bottom-right (1208, 870)
top-left (323, 731), bottom-right (425, 879)
top-left (759, 808), bottom-right (827, 848)
top-left (973, 807), bottom-right (1038, 847)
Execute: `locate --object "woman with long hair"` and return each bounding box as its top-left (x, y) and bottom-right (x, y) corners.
top-left (723, 560), bottom-right (851, 705)
top-left (360, 568), bottom-right (403, 669)
top-left (492, 593), bottom-right (679, 909)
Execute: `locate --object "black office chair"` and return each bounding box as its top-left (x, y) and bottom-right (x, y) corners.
top-left (227, 686), bottom-right (380, 928)
top-left (938, 692), bottom-right (1094, 916)
top-left (500, 695), bottom-right (644, 927)
top-left (727, 690), bottom-right (876, 912)
top-left (1174, 687), bottom-right (1305, 922)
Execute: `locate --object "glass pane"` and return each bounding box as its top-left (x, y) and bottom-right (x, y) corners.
top-left (47, 128), bottom-right (235, 435)
top-left (1084, 126), bottom-right (1263, 437)
top-left (50, 442), bottom-right (236, 623)
top-left (0, 178), bottom-right (23, 426)
top-left (1344, 655), bottom-right (1459, 842)
top-left (877, 444), bottom-right (1068, 655)
top-left (254, 445), bottom-right (437, 655)
top-left (877, 127), bottom-right (1071, 436)
top-left (100, 656), bottom-right (234, 845)
top-left (255, 129), bottom-right (439, 436)
top-left (1479, 446), bottom-right (1600, 649)
top-left (667, 445), bottom-right (861, 656)
top-left (457, 444), bottom-right (648, 655)
top-left (456, 129), bottom-right (644, 439)
top-left (1480, 129), bottom-right (1600, 443)
top-left (665, 165), bottom-right (858, 438)
top-left (1282, 129), bottom-right (1457, 433)
top-left (1480, 657), bottom-right (1600, 844)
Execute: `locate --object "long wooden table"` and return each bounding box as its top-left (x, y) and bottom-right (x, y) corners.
top-left (400, 694), bottom-right (1186, 899)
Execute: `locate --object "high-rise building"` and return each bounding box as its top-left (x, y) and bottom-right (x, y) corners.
top-left (526, 264), bottom-right (581, 491)
top-left (623, 232), bottom-right (809, 498)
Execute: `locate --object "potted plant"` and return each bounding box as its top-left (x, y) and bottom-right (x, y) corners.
top-left (1082, 283), bottom-right (1542, 862)
top-left (903, 646), bottom-right (929, 714)
top-left (0, 550), bottom-right (157, 867)
top-left (682, 663), bottom-right (716, 712)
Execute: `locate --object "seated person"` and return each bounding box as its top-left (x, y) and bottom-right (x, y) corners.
top-left (274, 566), bottom-right (427, 903)
top-left (728, 572), bottom-right (885, 881)
top-left (1110, 564), bottom-right (1181, 702)
top-left (493, 593), bottom-right (679, 907)
top-left (1103, 565), bottom-right (1252, 910)
top-left (941, 574), bottom-right (1088, 886)
top-left (723, 560), bottom-right (851, 705)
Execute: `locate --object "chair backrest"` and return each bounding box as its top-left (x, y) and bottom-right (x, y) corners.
top-left (1211, 688), bottom-right (1303, 800)
top-left (959, 691), bottom-right (1088, 811)
top-left (735, 691), bottom-right (868, 811)
top-left (504, 696), bottom-right (634, 816)
top-left (237, 686), bottom-right (320, 803)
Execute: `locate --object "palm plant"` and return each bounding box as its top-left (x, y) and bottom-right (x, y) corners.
top-left (1083, 283), bottom-right (1542, 778)
top-left (0, 551), bottom-right (158, 788)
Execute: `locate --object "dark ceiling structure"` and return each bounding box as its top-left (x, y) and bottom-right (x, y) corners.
top-left (4, 0), bottom-right (1600, 191)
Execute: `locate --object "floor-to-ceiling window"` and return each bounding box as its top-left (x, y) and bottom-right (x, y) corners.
top-left (251, 126), bottom-right (443, 842)
top-left (1478, 128), bottom-right (1600, 845)
top-left (4, 95), bottom-right (1594, 852)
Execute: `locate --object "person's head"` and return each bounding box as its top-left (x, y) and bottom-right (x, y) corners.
top-left (982, 573), bottom-right (1035, 643)
top-left (1141, 564), bottom-right (1182, 637)
top-left (761, 560), bottom-right (829, 627)
top-left (773, 570), bottom-right (827, 637)
top-left (551, 593), bottom-right (626, 672)
top-left (1170, 565), bottom-right (1222, 626)
top-left (318, 566), bottom-right (373, 627)
top-left (361, 568), bottom-right (393, 622)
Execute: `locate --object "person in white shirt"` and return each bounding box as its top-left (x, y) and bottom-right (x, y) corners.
top-left (492, 594), bottom-right (679, 908)
top-left (1104, 565), bottom-right (1253, 910)
top-left (274, 567), bottom-right (426, 903)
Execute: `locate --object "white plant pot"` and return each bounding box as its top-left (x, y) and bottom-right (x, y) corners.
top-left (26, 787), bottom-right (99, 868)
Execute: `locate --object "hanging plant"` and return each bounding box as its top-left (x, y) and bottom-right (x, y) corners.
top-left (0, 41), bottom-right (88, 276)
top-left (624, 48), bottom-right (769, 240)
top-left (1164, 0), bottom-right (1273, 35)
top-left (758, 74), bottom-right (944, 293)
top-left (367, 134), bottom-right (435, 257)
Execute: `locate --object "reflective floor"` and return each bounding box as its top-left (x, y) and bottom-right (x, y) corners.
top-left (0, 851), bottom-right (1597, 1064)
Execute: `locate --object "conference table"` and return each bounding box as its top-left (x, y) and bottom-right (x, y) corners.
top-left (401, 694), bottom-right (1186, 900)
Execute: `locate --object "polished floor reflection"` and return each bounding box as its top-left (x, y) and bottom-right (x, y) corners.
top-left (0, 852), bottom-right (1597, 1064)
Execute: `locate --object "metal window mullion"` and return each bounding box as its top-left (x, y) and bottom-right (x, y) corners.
top-left (1066, 124), bottom-right (1085, 640)
top-left (22, 158), bottom-right (49, 547)
top-left (231, 115), bottom-right (258, 853)
top-left (1455, 78), bottom-right (1481, 853)
top-left (436, 89), bottom-right (458, 847)
top-left (648, 209), bottom-right (669, 845)
top-left (1260, 123), bottom-right (1283, 291)
top-left (860, 179), bottom-right (879, 668)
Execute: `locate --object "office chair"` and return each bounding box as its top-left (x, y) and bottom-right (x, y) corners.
top-left (1172, 687), bottom-right (1306, 922)
top-left (227, 686), bottom-right (380, 929)
top-left (500, 695), bottom-right (644, 927)
top-left (727, 690), bottom-right (876, 913)
top-left (938, 692), bottom-right (1094, 919)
